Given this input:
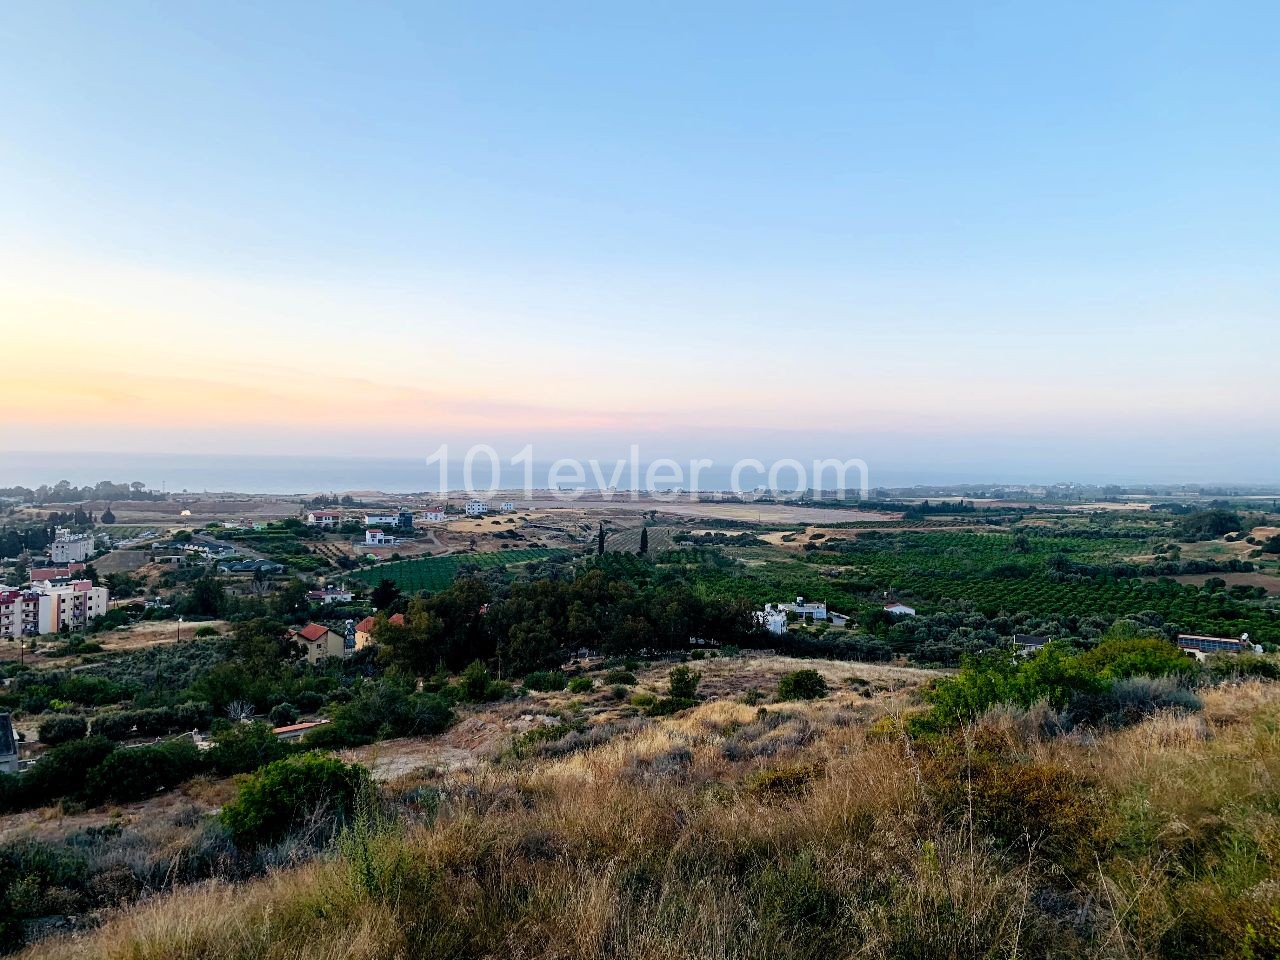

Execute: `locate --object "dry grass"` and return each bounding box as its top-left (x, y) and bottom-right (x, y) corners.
top-left (20, 679), bottom-right (1280, 960)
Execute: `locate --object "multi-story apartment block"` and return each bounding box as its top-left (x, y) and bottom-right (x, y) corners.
top-left (0, 580), bottom-right (110, 637)
top-left (51, 534), bottom-right (95, 564)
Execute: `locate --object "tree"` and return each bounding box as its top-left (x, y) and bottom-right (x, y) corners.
top-left (100, 505), bottom-right (116, 525)
top-left (597, 523), bottom-right (606, 556)
top-left (668, 665), bottom-right (701, 700)
top-left (639, 527), bottom-right (649, 555)
top-left (371, 578), bottom-right (401, 610)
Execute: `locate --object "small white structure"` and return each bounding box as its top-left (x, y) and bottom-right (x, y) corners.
top-left (500, 501), bottom-right (517, 512)
top-left (465, 500), bottom-right (488, 517)
top-left (422, 505), bottom-right (447, 522)
top-left (306, 510), bottom-right (341, 528)
top-left (883, 602), bottom-right (916, 617)
top-left (365, 529), bottom-right (398, 546)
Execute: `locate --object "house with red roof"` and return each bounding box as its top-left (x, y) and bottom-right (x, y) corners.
top-left (290, 622), bottom-right (347, 664)
top-left (354, 612), bottom-right (404, 650)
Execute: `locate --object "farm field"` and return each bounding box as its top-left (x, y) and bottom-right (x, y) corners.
top-left (601, 525), bottom-right (680, 554)
top-left (348, 548), bottom-right (570, 593)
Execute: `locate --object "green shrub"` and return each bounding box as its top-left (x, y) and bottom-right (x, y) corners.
top-left (778, 669), bottom-right (828, 701)
top-left (567, 676), bottom-right (593, 694)
top-left (207, 721), bottom-right (294, 776)
top-left (220, 752), bottom-right (370, 847)
top-left (84, 739), bottom-right (205, 805)
top-left (630, 693), bottom-right (657, 709)
top-left (602, 669), bottom-right (637, 685)
top-left (523, 670), bottom-right (568, 692)
top-left (647, 697), bottom-right (697, 717)
top-left (668, 665), bottom-right (701, 701)
top-left (37, 715), bottom-right (87, 746)
top-left (194, 625), bottom-right (221, 638)
top-left (269, 702), bottom-right (300, 726)
top-left (20, 737), bottom-right (117, 808)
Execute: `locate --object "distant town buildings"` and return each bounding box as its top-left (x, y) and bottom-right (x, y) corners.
top-left (500, 502), bottom-right (517, 512)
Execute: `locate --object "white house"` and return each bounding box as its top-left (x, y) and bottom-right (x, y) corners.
top-left (422, 505), bottom-right (447, 522)
top-left (500, 501), bottom-right (517, 512)
top-left (760, 597), bottom-right (850, 634)
top-left (365, 528), bottom-right (398, 546)
top-left (883, 602), bottom-right (916, 617)
top-left (465, 500), bottom-right (488, 517)
top-left (306, 510), bottom-right (341, 528)
top-left (364, 513), bottom-right (399, 526)
top-left (307, 585), bottom-right (354, 605)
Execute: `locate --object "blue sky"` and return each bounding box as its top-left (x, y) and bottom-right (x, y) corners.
top-left (1, 1), bottom-right (1277, 483)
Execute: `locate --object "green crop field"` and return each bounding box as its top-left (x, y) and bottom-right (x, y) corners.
top-left (97, 526), bottom-right (159, 540)
top-left (348, 548), bottom-right (570, 593)
top-left (804, 529), bottom-right (1280, 643)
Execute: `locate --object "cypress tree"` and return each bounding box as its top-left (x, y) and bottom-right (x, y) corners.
top-left (597, 523), bottom-right (606, 556)
top-left (639, 527), bottom-right (649, 555)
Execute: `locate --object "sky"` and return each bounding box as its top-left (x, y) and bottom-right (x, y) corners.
top-left (1, 1), bottom-right (1277, 485)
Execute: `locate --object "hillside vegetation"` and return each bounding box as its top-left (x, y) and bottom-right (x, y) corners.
top-left (17, 660), bottom-right (1280, 960)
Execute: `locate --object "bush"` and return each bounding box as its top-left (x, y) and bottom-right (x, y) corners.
top-left (566, 676), bottom-right (593, 694)
top-left (523, 670), bottom-right (568, 692)
top-left (84, 739), bottom-right (205, 805)
top-left (37, 715), bottom-right (87, 746)
top-left (602, 669), bottom-right (637, 685)
top-left (668, 665), bottom-right (701, 701)
top-left (207, 721), bottom-right (294, 776)
top-left (220, 752), bottom-right (370, 847)
top-left (194, 625), bottom-right (221, 638)
top-left (19, 736), bottom-right (117, 808)
top-left (777, 669), bottom-right (828, 701)
top-left (90, 702), bottom-right (214, 741)
top-left (647, 697), bottom-right (697, 717)
top-left (269, 702), bottom-right (300, 727)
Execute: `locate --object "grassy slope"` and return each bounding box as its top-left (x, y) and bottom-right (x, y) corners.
top-left (20, 669), bottom-right (1280, 960)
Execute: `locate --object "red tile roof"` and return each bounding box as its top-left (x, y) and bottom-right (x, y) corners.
top-left (296, 623), bottom-right (332, 642)
top-left (355, 613), bottom-right (403, 634)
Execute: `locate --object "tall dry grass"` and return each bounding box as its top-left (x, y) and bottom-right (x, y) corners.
top-left (21, 683), bottom-right (1280, 960)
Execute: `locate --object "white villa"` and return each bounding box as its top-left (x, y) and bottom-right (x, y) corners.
top-left (759, 597), bottom-right (850, 635)
top-left (465, 500), bottom-right (488, 517)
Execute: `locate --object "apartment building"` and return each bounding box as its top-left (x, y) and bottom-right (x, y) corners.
top-left (0, 580), bottom-right (111, 636)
